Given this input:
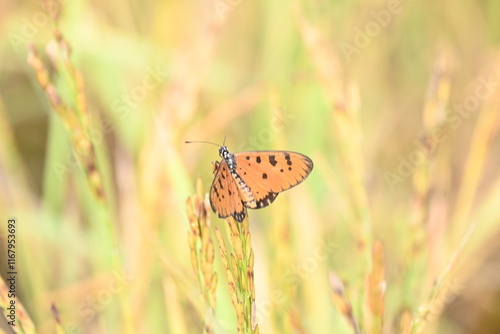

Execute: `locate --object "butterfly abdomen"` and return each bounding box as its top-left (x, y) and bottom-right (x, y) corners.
top-left (230, 171), bottom-right (257, 208)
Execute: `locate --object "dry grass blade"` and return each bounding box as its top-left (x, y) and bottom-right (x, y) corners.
top-left (400, 310), bottom-right (412, 334)
top-left (0, 99), bottom-right (35, 210)
top-left (367, 240), bottom-right (386, 334)
top-left (328, 272), bottom-right (361, 334)
top-left (412, 223), bottom-right (476, 333)
top-left (296, 8), bottom-right (373, 329)
top-left (296, 6), bottom-right (372, 261)
top-left (0, 275), bottom-right (35, 333)
top-left (451, 55), bottom-right (500, 241)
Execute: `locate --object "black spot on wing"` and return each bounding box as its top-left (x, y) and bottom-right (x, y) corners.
top-left (284, 153), bottom-right (292, 166)
top-left (269, 155), bottom-right (277, 166)
top-left (256, 156), bottom-right (261, 163)
top-left (262, 173), bottom-right (268, 179)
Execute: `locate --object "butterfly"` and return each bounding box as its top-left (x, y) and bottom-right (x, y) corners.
top-left (187, 140), bottom-right (314, 222)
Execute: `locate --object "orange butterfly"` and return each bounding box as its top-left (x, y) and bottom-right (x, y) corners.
top-left (187, 140), bottom-right (313, 222)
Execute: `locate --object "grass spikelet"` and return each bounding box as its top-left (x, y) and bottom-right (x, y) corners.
top-left (422, 47), bottom-right (454, 130)
top-left (50, 303), bottom-right (66, 334)
top-left (410, 48), bottom-right (455, 271)
top-left (27, 35), bottom-right (105, 202)
top-left (186, 177), bottom-right (217, 332)
top-left (413, 47), bottom-right (454, 207)
top-left (216, 217), bottom-right (258, 334)
top-left (27, 27), bottom-right (133, 333)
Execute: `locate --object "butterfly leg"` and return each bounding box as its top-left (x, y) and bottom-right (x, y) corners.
top-left (211, 161), bottom-right (220, 174)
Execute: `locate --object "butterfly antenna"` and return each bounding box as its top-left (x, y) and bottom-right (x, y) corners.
top-left (184, 140), bottom-right (221, 147)
top-left (222, 135), bottom-right (227, 146)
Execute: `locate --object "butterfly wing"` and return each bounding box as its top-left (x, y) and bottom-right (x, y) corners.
top-left (209, 160), bottom-right (247, 222)
top-left (233, 151), bottom-right (313, 209)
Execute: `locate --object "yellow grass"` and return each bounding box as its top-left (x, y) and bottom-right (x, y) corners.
top-left (1, 1), bottom-right (500, 333)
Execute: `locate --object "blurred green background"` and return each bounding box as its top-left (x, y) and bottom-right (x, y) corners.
top-left (1, 0), bottom-right (500, 333)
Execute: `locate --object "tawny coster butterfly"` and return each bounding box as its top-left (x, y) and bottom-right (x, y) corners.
top-left (186, 139), bottom-right (313, 222)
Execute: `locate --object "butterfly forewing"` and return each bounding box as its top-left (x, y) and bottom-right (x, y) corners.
top-left (234, 151), bottom-right (313, 208)
top-left (209, 160), bottom-right (247, 222)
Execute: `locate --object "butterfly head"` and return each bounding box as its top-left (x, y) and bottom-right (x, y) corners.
top-left (219, 146), bottom-right (229, 158)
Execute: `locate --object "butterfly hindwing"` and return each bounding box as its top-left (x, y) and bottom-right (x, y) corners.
top-left (234, 151), bottom-right (313, 208)
top-left (209, 160), bottom-right (247, 222)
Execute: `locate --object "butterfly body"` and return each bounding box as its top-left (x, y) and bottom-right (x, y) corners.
top-left (210, 146), bottom-right (313, 222)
